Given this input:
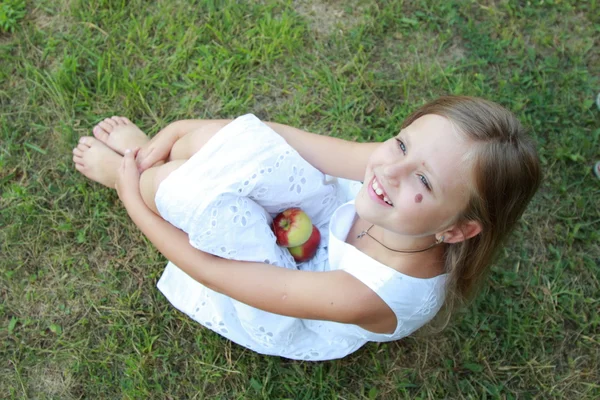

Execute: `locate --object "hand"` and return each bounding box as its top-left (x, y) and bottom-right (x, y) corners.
top-left (136, 132), bottom-right (174, 172)
top-left (116, 148), bottom-right (143, 205)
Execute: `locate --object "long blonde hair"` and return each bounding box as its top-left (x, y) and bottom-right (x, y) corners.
top-left (403, 96), bottom-right (542, 325)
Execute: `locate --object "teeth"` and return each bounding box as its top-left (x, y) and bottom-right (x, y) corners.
top-left (372, 178), bottom-right (392, 205)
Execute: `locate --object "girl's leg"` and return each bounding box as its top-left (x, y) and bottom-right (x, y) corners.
top-left (139, 160), bottom-right (186, 215)
top-left (92, 116), bottom-right (230, 159)
top-left (75, 119), bottom-right (231, 214)
top-left (139, 121), bottom-right (231, 214)
top-left (168, 121), bottom-right (230, 160)
top-left (72, 136), bottom-right (186, 209)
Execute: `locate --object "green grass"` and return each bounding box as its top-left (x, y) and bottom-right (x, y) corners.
top-left (1, 0), bottom-right (599, 398)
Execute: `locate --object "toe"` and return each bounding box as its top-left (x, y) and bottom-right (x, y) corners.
top-left (93, 125), bottom-right (110, 142)
top-left (73, 147), bottom-right (83, 157)
top-left (117, 116), bottom-right (130, 125)
top-left (75, 163), bottom-right (85, 173)
top-left (80, 136), bottom-right (103, 148)
top-left (98, 120), bottom-right (113, 133)
top-left (110, 116), bottom-right (123, 125)
top-left (78, 137), bottom-right (92, 148)
top-left (104, 118), bottom-right (117, 127)
top-left (73, 155), bottom-right (83, 165)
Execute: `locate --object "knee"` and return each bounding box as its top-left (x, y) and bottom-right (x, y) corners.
top-left (155, 161), bottom-right (184, 189)
top-left (139, 160), bottom-right (186, 214)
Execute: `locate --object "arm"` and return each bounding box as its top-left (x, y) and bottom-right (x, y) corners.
top-left (265, 122), bottom-right (379, 182)
top-left (115, 151), bottom-right (382, 325)
top-left (128, 200), bottom-right (380, 322)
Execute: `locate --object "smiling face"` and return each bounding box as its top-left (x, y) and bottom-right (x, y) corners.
top-left (355, 114), bottom-right (478, 239)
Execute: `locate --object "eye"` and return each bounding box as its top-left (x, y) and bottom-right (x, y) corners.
top-left (396, 137), bottom-right (432, 191)
top-left (419, 175), bottom-right (432, 191)
top-left (395, 138), bottom-right (406, 155)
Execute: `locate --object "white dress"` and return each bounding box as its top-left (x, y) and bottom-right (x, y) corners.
top-left (155, 114), bottom-right (448, 361)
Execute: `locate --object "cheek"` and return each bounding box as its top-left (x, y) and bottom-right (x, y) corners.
top-left (414, 193), bottom-right (423, 203)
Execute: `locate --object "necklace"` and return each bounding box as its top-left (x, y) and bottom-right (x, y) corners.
top-left (357, 224), bottom-right (443, 253)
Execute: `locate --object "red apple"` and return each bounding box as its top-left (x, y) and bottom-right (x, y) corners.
top-left (288, 225), bottom-right (321, 262)
top-left (272, 207), bottom-right (313, 247)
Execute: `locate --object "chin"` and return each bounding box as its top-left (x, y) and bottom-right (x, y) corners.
top-left (355, 187), bottom-right (403, 233)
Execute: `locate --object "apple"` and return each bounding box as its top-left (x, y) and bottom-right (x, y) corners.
top-left (272, 207), bottom-right (313, 247)
top-left (288, 224), bottom-right (321, 263)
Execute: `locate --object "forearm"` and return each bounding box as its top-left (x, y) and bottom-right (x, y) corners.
top-left (123, 200), bottom-right (362, 323)
top-left (126, 202), bottom-right (292, 300)
top-left (125, 201), bottom-right (211, 284)
top-left (265, 122), bottom-right (376, 181)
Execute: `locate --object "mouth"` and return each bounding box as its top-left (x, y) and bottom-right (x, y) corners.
top-left (369, 176), bottom-right (394, 206)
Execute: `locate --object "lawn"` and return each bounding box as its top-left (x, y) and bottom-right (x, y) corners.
top-left (1, 0), bottom-right (598, 398)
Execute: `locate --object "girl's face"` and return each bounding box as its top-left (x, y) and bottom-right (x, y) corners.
top-left (355, 114), bottom-right (477, 238)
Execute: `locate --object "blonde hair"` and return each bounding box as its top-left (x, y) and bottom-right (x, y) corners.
top-left (402, 96), bottom-right (542, 326)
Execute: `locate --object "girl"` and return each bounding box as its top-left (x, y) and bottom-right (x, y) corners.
top-left (72, 96), bottom-right (541, 361)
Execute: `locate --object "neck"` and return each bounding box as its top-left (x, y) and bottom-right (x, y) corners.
top-left (367, 224), bottom-right (444, 255)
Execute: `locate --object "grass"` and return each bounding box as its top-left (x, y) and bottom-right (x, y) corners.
top-left (1, 0), bottom-right (598, 398)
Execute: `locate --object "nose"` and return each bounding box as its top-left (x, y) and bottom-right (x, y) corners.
top-left (381, 163), bottom-right (404, 187)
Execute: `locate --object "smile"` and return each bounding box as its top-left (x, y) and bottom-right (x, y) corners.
top-left (370, 177), bottom-right (393, 206)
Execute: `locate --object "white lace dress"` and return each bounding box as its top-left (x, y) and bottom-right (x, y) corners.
top-left (155, 114), bottom-right (448, 361)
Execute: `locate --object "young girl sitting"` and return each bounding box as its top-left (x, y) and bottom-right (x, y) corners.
top-left (72, 96), bottom-right (541, 361)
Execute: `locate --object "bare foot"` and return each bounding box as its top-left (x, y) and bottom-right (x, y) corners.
top-left (72, 137), bottom-right (122, 188)
top-left (92, 116), bottom-right (149, 155)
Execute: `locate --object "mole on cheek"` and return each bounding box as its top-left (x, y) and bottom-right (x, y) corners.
top-left (414, 193), bottom-right (423, 203)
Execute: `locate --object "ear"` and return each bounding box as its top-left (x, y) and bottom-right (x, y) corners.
top-left (440, 220), bottom-right (482, 244)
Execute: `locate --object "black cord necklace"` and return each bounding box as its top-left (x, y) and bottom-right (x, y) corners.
top-left (357, 224), bottom-right (443, 253)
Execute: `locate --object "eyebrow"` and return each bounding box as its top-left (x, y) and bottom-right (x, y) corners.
top-left (399, 131), bottom-right (444, 196)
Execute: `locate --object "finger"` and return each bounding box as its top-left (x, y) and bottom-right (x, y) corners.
top-left (133, 147), bottom-right (141, 167)
top-left (138, 158), bottom-right (152, 172)
top-left (119, 150), bottom-right (129, 171)
top-left (123, 148), bottom-right (133, 164)
top-left (137, 157), bottom-right (147, 173)
top-left (124, 148), bottom-right (137, 167)
top-left (138, 148), bottom-right (154, 170)
top-left (123, 148), bottom-right (137, 169)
